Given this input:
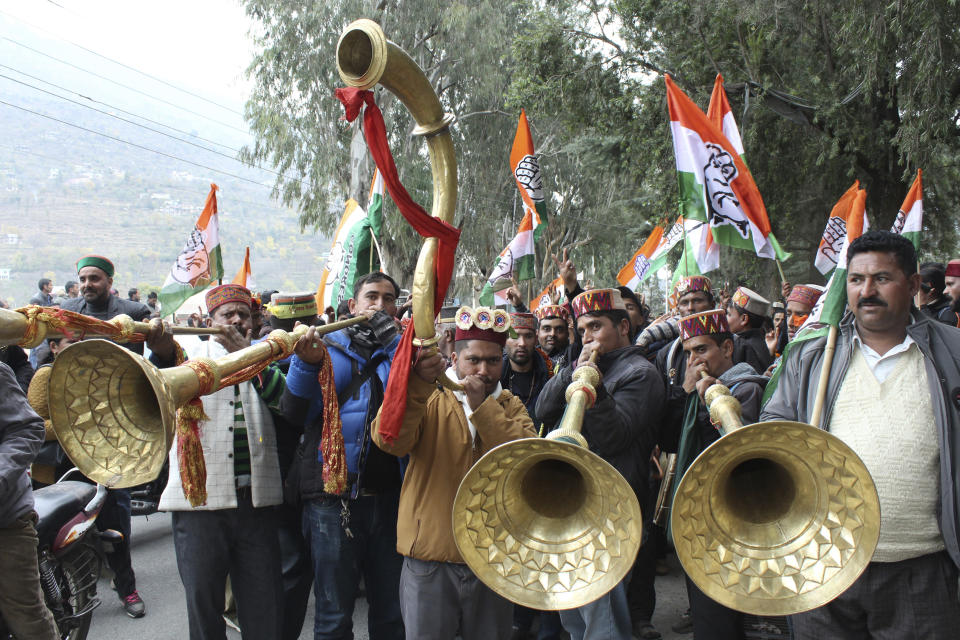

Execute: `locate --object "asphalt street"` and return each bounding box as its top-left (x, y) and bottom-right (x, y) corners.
top-left (88, 512), bottom-right (697, 640)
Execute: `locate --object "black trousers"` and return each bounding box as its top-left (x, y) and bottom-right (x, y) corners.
top-left (685, 575), bottom-right (744, 640)
top-left (97, 488), bottom-right (137, 597)
top-left (791, 551), bottom-right (960, 640)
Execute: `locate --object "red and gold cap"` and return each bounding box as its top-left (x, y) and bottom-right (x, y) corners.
top-left (679, 309), bottom-right (730, 342)
top-left (673, 275), bottom-right (712, 300)
top-left (510, 312), bottom-right (537, 332)
top-left (785, 284), bottom-right (824, 310)
top-left (534, 304), bottom-right (570, 321)
top-left (731, 286), bottom-right (772, 317)
top-left (570, 288), bottom-right (627, 318)
top-left (454, 305), bottom-right (512, 346)
top-left (205, 284), bottom-right (252, 314)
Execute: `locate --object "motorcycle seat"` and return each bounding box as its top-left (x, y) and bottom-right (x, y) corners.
top-left (34, 481), bottom-right (98, 548)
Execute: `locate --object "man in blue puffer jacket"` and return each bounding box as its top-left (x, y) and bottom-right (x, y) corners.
top-left (280, 271), bottom-right (405, 640)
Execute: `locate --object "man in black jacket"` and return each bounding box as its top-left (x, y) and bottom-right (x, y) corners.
top-left (501, 312), bottom-right (550, 428)
top-left (917, 262), bottom-right (959, 326)
top-left (724, 286), bottom-right (773, 374)
top-left (61, 254), bottom-right (176, 618)
top-left (537, 288), bottom-right (665, 640)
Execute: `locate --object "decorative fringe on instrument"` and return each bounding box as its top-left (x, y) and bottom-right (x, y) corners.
top-left (16, 305), bottom-right (149, 347)
top-left (314, 342), bottom-right (347, 495)
top-left (176, 399), bottom-right (209, 507)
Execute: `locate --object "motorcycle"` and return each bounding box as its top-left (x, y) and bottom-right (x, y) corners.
top-left (0, 470), bottom-right (120, 640)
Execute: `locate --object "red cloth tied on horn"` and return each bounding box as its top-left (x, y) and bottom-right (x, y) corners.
top-left (335, 87), bottom-right (461, 444)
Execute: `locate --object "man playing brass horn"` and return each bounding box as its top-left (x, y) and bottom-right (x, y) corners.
top-left (372, 306), bottom-right (535, 640)
top-left (536, 289), bottom-right (665, 640)
top-left (763, 231), bottom-right (960, 638)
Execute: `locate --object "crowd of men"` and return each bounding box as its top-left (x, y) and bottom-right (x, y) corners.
top-left (2, 230), bottom-right (960, 640)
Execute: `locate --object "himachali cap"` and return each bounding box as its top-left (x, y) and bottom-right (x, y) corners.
top-left (680, 309), bottom-right (730, 342)
top-left (946, 260), bottom-right (960, 278)
top-left (454, 306), bottom-right (513, 346)
top-left (570, 288), bottom-right (628, 318)
top-left (673, 275), bottom-right (712, 300)
top-left (510, 312), bottom-right (537, 332)
top-left (786, 284), bottom-right (824, 309)
top-left (268, 291), bottom-right (318, 319)
top-left (534, 304), bottom-right (570, 321)
top-left (76, 255), bottom-right (115, 278)
top-left (731, 286), bottom-right (772, 317)
top-left (205, 284), bottom-right (252, 314)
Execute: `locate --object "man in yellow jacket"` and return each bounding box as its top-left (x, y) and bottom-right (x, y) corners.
top-left (373, 306), bottom-right (536, 640)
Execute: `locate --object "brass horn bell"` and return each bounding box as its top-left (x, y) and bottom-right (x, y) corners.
top-left (671, 380), bottom-right (881, 616)
top-left (47, 317), bottom-right (366, 488)
top-left (453, 353), bottom-right (643, 610)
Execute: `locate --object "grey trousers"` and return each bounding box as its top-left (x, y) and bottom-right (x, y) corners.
top-left (399, 556), bottom-right (512, 640)
top-left (0, 514), bottom-right (58, 640)
top-left (791, 551), bottom-right (960, 639)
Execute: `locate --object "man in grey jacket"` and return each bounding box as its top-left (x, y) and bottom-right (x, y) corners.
top-left (0, 362), bottom-right (58, 639)
top-left (762, 231), bottom-right (960, 638)
top-left (537, 288), bottom-right (665, 640)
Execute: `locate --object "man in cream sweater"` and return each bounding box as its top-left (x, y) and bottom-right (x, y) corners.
top-left (763, 231), bottom-right (960, 638)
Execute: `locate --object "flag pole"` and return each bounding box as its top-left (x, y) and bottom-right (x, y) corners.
top-left (808, 324), bottom-right (838, 428)
top-left (774, 257), bottom-right (787, 285)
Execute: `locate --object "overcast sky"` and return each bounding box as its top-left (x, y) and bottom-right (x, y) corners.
top-left (0, 0), bottom-right (256, 113)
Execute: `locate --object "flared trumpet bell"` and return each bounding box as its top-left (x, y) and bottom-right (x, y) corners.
top-left (453, 353), bottom-right (643, 610)
top-left (671, 381), bottom-right (880, 616)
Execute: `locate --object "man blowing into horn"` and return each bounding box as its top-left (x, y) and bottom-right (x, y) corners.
top-left (536, 289), bottom-right (666, 640)
top-left (372, 306), bottom-right (536, 640)
top-left (763, 231), bottom-right (960, 638)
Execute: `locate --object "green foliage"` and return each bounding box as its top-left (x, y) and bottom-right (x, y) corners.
top-left (242, 0), bottom-right (960, 303)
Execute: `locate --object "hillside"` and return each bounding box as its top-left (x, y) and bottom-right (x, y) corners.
top-left (0, 61), bottom-right (333, 306)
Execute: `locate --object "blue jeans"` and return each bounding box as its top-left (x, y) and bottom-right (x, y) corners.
top-left (302, 490), bottom-right (404, 640)
top-left (559, 574), bottom-right (632, 640)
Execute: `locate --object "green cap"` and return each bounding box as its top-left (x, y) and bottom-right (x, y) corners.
top-left (76, 255), bottom-right (115, 278)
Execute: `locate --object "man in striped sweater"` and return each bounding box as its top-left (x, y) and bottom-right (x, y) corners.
top-left (159, 284), bottom-right (287, 640)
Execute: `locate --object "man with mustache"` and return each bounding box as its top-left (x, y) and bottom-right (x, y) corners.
top-left (61, 255), bottom-right (176, 619)
top-left (500, 312), bottom-right (551, 428)
top-left (372, 307), bottom-right (535, 639)
top-left (763, 231), bottom-right (960, 638)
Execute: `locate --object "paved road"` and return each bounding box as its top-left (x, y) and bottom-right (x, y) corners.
top-left (88, 512), bottom-right (695, 640)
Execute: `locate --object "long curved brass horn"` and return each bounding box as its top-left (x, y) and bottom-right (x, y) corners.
top-left (0, 307), bottom-right (223, 348)
top-left (335, 19), bottom-right (461, 389)
top-left (46, 315), bottom-right (368, 488)
top-left (452, 352), bottom-right (643, 610)
top-left (671, 379), bottom-right (880, 616)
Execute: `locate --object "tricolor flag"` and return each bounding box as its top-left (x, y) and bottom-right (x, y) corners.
top-left (617, 217), bottom-right (686, 289)
top-left (479, 211), bottom-right (538, 306)
top-left (814, 181), bottom-right (869, 275)
top-left (707, 74), bottom-right (791, 262)
top-left (764, 187), bottom-right (868, 403)
top-left (672, 218), bottom-right (719, 285)
top-left (231, 246), bottom-right (256, 291)
top-left (891, 169), bottom-right (922, 251)
top-left (479, 110), bottom-right (549, 306)
top-left (530, 277), bottom-right (564, 310)
top-left (317, 170), bottom-right (385, 316)
top-left (158, 183), bottom-right (224, 317)
top-left (511, 109), bottom-right (548, 240)
top-left (666, 75), bottom-right (774, 260)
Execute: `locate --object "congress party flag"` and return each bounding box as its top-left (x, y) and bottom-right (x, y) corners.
top-left (231, 246), bottom-right (256, 291)
top-left (672, 218), bottom-right (719, 285)
top-left (479, 211), bottom-right (538, 306)
top-left (814, 181), bottom-right (870, 275)
top-left (530, 277), bottom-right (564, 310)
top-left (891, 169), bottom-right (923, 251)
top-left (511, 109), bottom-right (548, 240)
top-left (617, 217), bottom-right (686, 289)
top-left (158, 183), bottom-right (224, 317)
top-left (317, 170), bottom-right (385, 317)
top-left (706, 74), bottom-right (791, 262)
top-left (764, 187), bottom-right (868, 403)
top-left (666, 75), bottom-right (773, 260)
